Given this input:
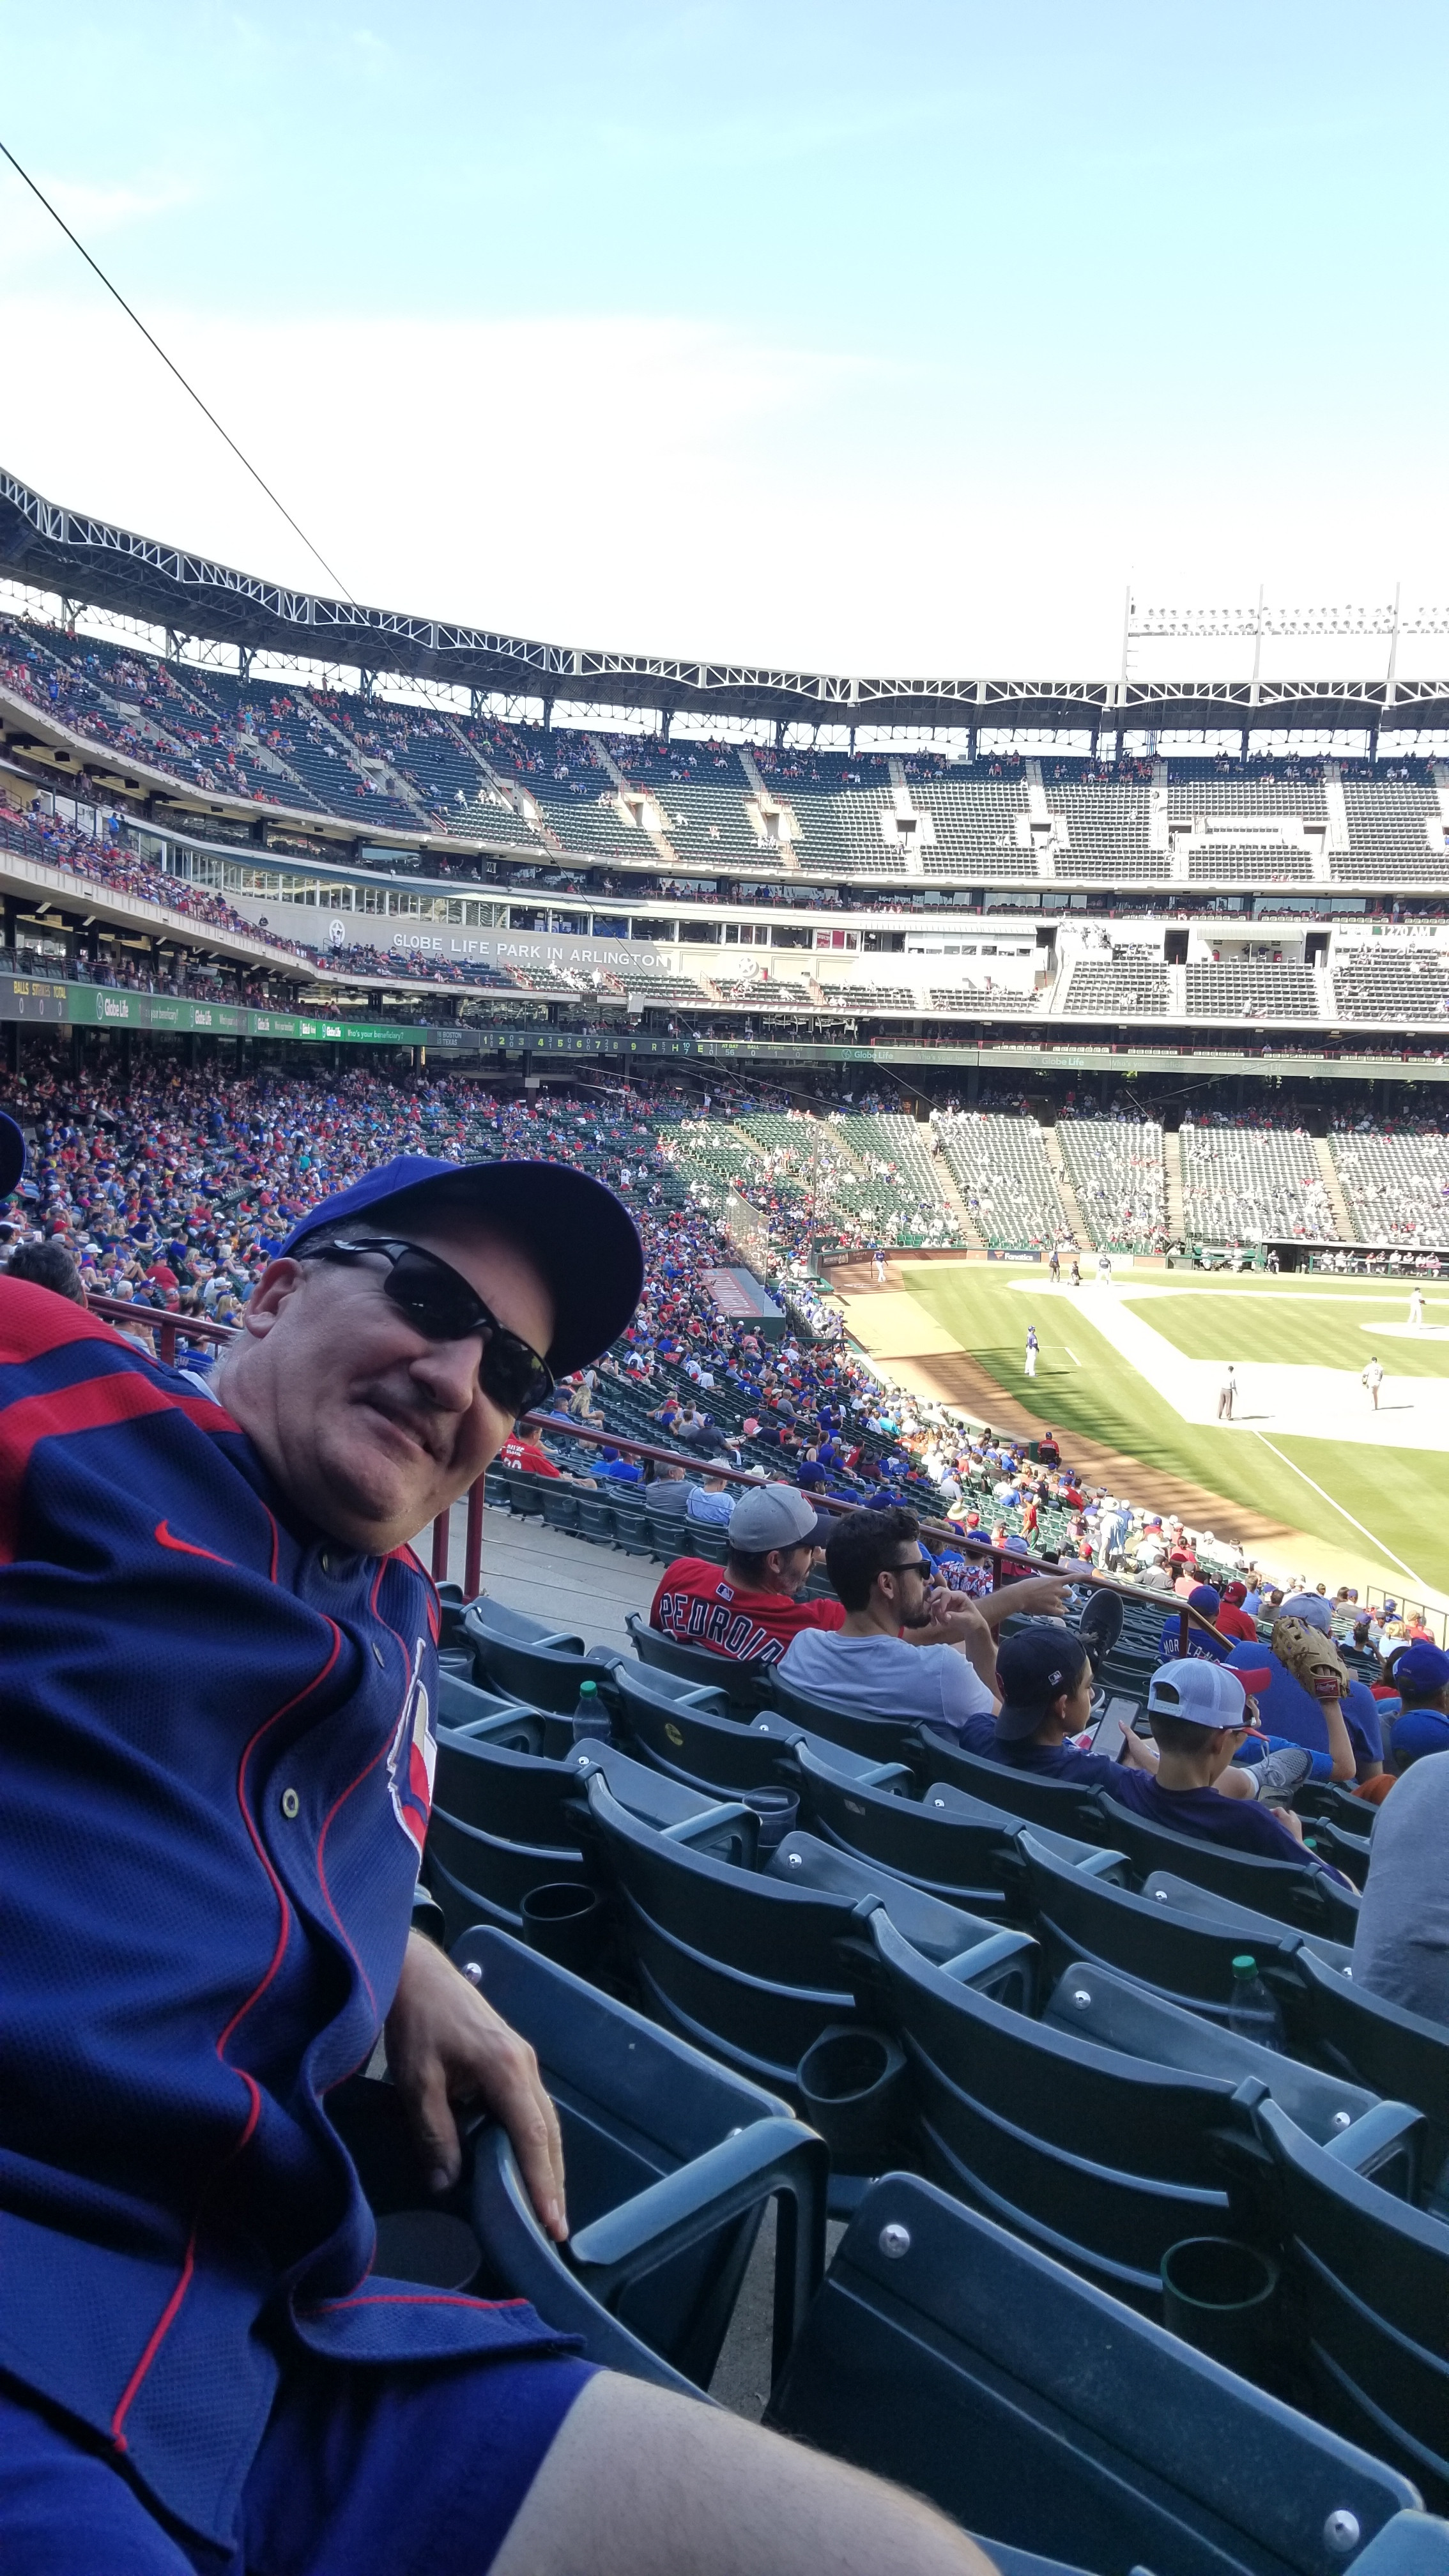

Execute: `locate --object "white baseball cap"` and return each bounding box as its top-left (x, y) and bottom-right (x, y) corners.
top-left (1146, 1660), bottom-right (1270, 1728)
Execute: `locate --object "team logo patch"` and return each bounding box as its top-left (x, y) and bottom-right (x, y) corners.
top-left (387, 1638), bottom-right (436, 1854)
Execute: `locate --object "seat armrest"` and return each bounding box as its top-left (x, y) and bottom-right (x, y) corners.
top-left (569, 2116), bottom-right (829, 2381)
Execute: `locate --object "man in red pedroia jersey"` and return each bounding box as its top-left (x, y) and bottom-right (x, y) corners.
top-left (650, 1482), bottom-right (844, 1664)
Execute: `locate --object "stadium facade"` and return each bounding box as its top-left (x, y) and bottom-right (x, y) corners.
top-left (3, 464), bottom-right (1449, 1094)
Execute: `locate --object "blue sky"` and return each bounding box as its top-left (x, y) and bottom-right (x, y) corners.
top-left (1, 1), bottom-right (1446, 680)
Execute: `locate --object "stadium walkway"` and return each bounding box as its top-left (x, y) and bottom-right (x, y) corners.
top-left (438, 1503), bottom-right (660, 1652)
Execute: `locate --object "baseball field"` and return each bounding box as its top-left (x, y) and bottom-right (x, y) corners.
top-left (838, 1263), bottom-right (1449, 1616)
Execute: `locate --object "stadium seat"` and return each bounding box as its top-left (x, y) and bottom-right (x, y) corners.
top-left (1284, 1943), bottom-right (1449, 2192)
top-left (763, 1668), bottom-right (924, 1763)
top-left (614, 1676), bottom-right (795, 1798)
top-left (917, 1724), bottom-right (1112, 1841)
top-left (464, 1598), bottom-right (621, 1712)
top-left (540, 1482), bottom-right (581, 1535)
top-left (584, 1771), bottom-right (1029, 2097)
top-left (344, 1925), bottom-right (827, 2397)
top-left (1018, 1828), bottom-right (1353, 2025)
top-left (1254, 2094), bottom-right (1449, 2508)
top-left (460, 1927), bottom-right (829, 2393)
top-left (576, 1492), bottom-right (620, 1544)
top-left (864, 1911), bottom-right (1387, 2308)
top-left (1079, 1790), bottom-right (1363, 1942)
top-left (767, 2173), bottom-right (1428, 2575)
top-left (793, 1738), bottom-right (1112, 1916)
top-left (625, 1609), bottom-right (775, 1713)
top-left (428, 1715), bottom-right (719, 1940)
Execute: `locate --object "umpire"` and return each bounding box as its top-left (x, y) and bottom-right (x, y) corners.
top-left (0, 1135), bottom-right (988, 2576)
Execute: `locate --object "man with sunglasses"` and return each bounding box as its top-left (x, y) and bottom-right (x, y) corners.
top-left (0, 1146), bottom-right (993, 2576)
top-left (778, 1506), bottom-right (1070, 1737)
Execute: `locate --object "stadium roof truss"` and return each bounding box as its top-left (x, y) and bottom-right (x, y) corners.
top-left (4, 466), bottom-right (1448, 733)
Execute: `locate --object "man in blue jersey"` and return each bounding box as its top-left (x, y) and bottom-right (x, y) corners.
top-left (1223, 1589), bottom-right (1379, 1786)
top-left (0, 1138), bottom-right (988, 2576)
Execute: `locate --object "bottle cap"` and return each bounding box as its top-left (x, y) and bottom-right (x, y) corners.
top-left (1231, 1954), bottom-right (1257, 1977)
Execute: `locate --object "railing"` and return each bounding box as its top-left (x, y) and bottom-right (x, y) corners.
top-left (78, 1296), bottom-right (1243, 1651)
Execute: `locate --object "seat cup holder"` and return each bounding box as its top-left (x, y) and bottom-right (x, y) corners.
top-left (796, 2025), bottom-right (908, 2170)
top-left (740, 1786), bottom-right (801, 1853)
top-left (520, 1882), bottom-right (604, 1979)
top-left (1161, 2236), bottom-right (1282, 2381)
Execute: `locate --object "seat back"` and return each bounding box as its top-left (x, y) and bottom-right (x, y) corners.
top-left (465, 1599), bottom-right (620, 1713)
top-left (765, 1669), bottom-right (922, 1764)
top-left (796, 1740), bottom-right (1094, 1917)
top-left (1087, 1791), bottom-right (1363, 1943)
top-left (540, 1482), bottom-right (580, 1533)
top-left (1038, 1959), bottom-right (1382, 2151)
top-left (426, 1733), bottom-right (719, 1940)
top-left (867, 1908), bottom-right (1259, 2304)
top-left (1285, 1945), bottom-right (1449, 2191)
top-left (586, 1775), bottom-right (1011, 2096)
top-left (625, 1609), bottom-right (774, 1712)
top-left (1255, 2094), bottom-right (1449, 2507)
top-left (1020, 1829), bottom-right (1322, 2023)
top-left (767, 2172), bottom-right (1423, 2575)
top-left (618, 1683), bottom-right (792, 1797)
top-left (918, 1725), bottom-right (1111, 1841)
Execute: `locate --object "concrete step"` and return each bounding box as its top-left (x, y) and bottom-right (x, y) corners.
top-left (1312, 1133), bottom-right (1356, 1240)
top-left (1038, 1124), bottom-right (1086, 1247)
top-left (1163, 1128), bottom-right (1185, 1236)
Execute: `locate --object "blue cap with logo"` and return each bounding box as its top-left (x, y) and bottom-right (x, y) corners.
top-left (995, 1623), bottom-right (1089, 1742)
top-left (280, 1154), bottom-right (643, 1376)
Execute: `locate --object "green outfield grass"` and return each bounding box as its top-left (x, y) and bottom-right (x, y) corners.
top-left (1123, 1285), bottom-right (1449, 1377)
top-left (898, 1264), bottom-right (1449, 1603)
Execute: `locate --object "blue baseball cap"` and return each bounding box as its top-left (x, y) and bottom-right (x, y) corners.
top-left (281, 1154), bottom-right (643, 1376)
top-left (0, 1113), bottom-right (25, 1202)
top-left (995, 1623), bottom-right (1089, 1742)
top-left (1393, 1641), bottom-right (1449, 1697)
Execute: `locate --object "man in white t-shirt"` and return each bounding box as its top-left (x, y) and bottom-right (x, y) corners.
top-left (1363, 1355), bottom-right (1384, 1412)
top-left (778, 1505), bottom-right (1068, 1736)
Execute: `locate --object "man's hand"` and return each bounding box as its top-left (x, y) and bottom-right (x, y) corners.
top-left (980, 1573), bottom-right (1070, 1629)
top-left (385, 1931), bottom-right (568, 2241)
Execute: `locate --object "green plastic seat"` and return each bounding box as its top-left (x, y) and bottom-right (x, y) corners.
top-left (767, 2172), bottom-right (1427, 2575)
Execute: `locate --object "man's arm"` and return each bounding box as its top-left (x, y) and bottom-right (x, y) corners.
top-left (385, 1931), bottom-right (568, 2239)
top-left (977, 1572), bottom-right (1070, 1629)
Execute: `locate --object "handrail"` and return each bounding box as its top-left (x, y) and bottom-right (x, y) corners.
top-left (80, 1294), bottom-right (1225, 1652)
top-left (87, 1291), bottom-right (237, 1370)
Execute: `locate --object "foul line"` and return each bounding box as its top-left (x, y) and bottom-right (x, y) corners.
top-left (1062, 1346), bottom-right (1081, 1366)
top-left (1250, 1430), bottom-right (1428, 1590)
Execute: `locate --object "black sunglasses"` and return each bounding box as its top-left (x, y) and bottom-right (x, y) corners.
top-left (887, 1555), bottom-right (931, 1578)
top-left (296, 1236), bottom-right (555, 1419)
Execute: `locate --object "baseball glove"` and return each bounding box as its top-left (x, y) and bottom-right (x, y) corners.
top-left (1271, 1614), bottom-right (1349, 1705)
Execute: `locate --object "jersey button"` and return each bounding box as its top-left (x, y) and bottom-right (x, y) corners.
top-left (319, 1552), bottom-right (331, 1574)
top-left (280, 1787), bottom-right (300, 1820)
top-left (372, 1642), bottom-right (385, 1666)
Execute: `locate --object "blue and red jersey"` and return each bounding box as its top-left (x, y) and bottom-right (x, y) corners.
top-left (0, 1283), bottom-right (570, 2545)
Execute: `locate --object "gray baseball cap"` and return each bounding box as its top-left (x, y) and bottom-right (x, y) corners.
top-left (728, 1482), bottom-right (836, 1552)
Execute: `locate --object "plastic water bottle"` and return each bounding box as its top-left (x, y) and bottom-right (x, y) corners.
top-left (1227, 1954), bottom-right (1285, 2053)
top-left (571, 1679), bottom-right (612, 1745)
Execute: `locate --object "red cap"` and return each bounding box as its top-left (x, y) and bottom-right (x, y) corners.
top-left (1234, 1664), bottom-right (1273, 1695)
